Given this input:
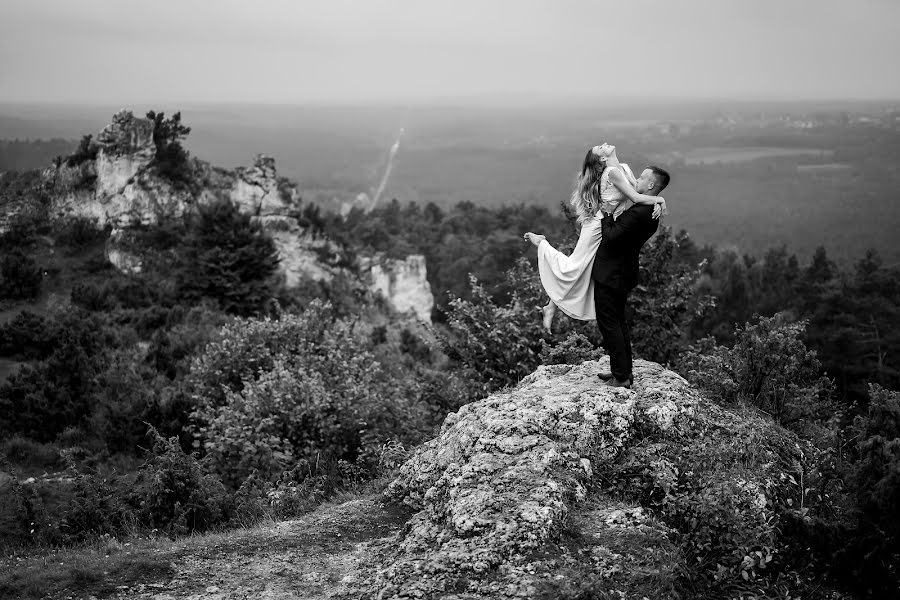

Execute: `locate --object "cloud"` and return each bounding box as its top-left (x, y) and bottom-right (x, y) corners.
top-left (1, 0), bottom-right (898, 104)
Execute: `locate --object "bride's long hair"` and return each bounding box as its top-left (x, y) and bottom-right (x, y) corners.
top-left (569, 148), bottom-right (607, 224)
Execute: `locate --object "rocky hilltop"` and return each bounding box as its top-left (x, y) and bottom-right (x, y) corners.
top-left (356, 358), bottom-right (797, 598)
top-left (46, 110), bottom-right (297, 227)
top-left (94, 357), bottom-right (800, 600)
top-left (31, 110), bottom-right (434, 321)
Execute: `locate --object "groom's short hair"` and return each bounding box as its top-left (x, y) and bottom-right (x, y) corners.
top-left (647, 165), bottom-right (671, 192)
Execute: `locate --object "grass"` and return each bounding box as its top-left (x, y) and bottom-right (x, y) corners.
top-left (0, 483), bottom-right (412, 600)
top-left (0, 540), bottom-right (175, 600)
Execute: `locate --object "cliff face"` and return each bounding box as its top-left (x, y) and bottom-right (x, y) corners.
top-left (40, 110), bottom-right (438, 300)
top-left (358, 253), bottom-right (434, 322)
top-left (48, 111), bottom-right (296, 229)
top-left (348, 357), bottom-right (799, 599)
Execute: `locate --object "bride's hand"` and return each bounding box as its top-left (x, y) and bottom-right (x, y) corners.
top-left (652, 197), bottom-right (667, 220)
top-left (523, 232), bottom-right (546, 247)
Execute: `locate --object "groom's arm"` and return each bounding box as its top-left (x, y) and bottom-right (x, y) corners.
top-left (600, 206), bottom-right (648, 250)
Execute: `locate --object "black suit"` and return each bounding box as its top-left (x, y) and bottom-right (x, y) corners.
top-left (591, 203), bottom-right (659, 381)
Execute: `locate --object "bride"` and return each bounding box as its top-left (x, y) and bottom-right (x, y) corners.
top-left (523, 143), bottom-right (665, 331)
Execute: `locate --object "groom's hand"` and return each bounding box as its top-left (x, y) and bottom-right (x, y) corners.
top-left (652, 197), bottom-right (667, 219)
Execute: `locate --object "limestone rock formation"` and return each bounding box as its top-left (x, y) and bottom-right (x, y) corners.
top-left (48, 110), bottom-right (193, 228)
top-left (105, 228), bottom-right (143, 274)
top-left (251, 215), bottom-right (342, 285)
top-left (358, 253), bottom-right (435, 322)
top-left (47, 110), bottom-right (298, 229)
top-left (353, 357), bottom-right (799, 599)
top-left (31, 110), bottom-right (439, 298)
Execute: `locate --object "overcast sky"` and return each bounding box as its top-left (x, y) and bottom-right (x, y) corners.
top-left (1, 0), bottom-right (899, 105)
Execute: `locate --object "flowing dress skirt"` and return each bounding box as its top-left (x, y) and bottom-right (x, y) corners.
top-left (536, 216), bottom-right (601, 321)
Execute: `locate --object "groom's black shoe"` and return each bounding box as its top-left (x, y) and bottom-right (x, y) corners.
top-left (604, 376), bottom-right (632, 389)
top-left (596, 371), bottom-right (614, 381)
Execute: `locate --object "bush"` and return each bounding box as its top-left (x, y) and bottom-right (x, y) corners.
top-left (539, 330), bottom-right (603, 366)
top-left (64, 135), bottom-right (99, 168)
top-left (0, 310), bottom-right (55, 360)
top-left (679, 313), bottom-right (834, 429)
top-left (609, 401), bottom-right (809, 599)
top-left (188, 301), bottom-right (429, 487)
top-left (53, 216), bottom-right (107, 249)
top-left (0, 250), bottom-right (42, 300)
top-left (399, 328), bottom-right (431, 361)
top-left (133, 427), bottom-right (229, 535)
top-left (629, 227), bottom-right (715, 366)
top-left (845, 384), bottom-right (900, 590)
top-left (441, 258), bottom-right (550, 395)
top-left (60, 465), bottom-right (135, 542)
top-left (0, 309), bottom-right (109, 442)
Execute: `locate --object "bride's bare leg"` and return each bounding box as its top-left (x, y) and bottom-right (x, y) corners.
top-left (540, 300), bottom-right (557, 333)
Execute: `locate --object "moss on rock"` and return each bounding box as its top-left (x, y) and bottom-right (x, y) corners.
top-left (361, 358), bottom-right (805, 599)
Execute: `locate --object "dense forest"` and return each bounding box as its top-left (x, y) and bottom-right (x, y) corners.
top-left (0, 118), bottom-right (899, 598)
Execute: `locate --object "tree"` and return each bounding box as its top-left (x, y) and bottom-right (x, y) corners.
top-left (176, 200), bottom-right (280, 316)
top-left (65, 134), bottom-right (99, 167)
top-left (0, 249), bottom-right (42, 299)
top-left (146, 110), bottom-right (193, 187)
top-left (629, 226), bottom-right (714, 365)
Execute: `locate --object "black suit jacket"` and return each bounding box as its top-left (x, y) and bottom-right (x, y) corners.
top-left (591, 203), bottom-right (659, 292)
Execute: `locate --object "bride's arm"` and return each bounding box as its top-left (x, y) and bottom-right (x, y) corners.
top-left (608, 168), bottom-right (664, 206)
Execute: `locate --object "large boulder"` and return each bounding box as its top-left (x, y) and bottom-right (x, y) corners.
top-left (357, 358), bottom-right (801, 599)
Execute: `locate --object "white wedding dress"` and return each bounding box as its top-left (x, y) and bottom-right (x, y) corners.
top-left (536, 164), bottom-right (635, 321)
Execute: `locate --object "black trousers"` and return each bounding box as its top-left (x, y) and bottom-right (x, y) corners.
top-left (593, 284), bottom-right (632, 381)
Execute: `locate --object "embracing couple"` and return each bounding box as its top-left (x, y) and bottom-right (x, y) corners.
top-left (524, 143), bottom-right (670, 389)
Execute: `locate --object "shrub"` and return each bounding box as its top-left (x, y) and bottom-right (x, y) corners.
top-left (188, 301), bottom-right (429, 487)
top-left (60, 465), bottom-right (135, 542)
top-left (0, 309), bottom-right (109, 441)
top-left (539, 330), bottom-right (603, 366)
top-left (70, 282), bottom-right (114, 311)
top-left (609, 401), bottom-right (807, 599)
top-left (1, 436), bottom-right (61, 470)
top-left (441, 258), bottom-right (550, 395)
top-left (0, 249), bottom-right (42, 300)
top-left (52, 216), bottom-right (107, 249)
top-left (0, 310), bottom-right (55, 360)
top-left (132, 427), bottom-right (228, 535)
top-left (64, 135), bottom-right (99, 168)
top-left (629, 227), bottom-right (715, 366)
top-left (845, 384), bottom-right (900, 590)
top-left (679, 313), bottom-right (834, 429)
top-left (399, 328), bottom-right (431, 361)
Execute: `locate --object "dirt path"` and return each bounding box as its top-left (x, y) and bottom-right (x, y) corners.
top-left (104, 496), bottom-right (412, 600)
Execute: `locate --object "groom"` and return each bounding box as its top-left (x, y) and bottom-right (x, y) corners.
top-left (593, 165), bottom-right (670, 388)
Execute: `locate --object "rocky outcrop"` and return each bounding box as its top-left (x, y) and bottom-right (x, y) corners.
top-left (105, 228), bottom-right (143, 274)
top-left (37, 110), bottom-right (437, 296)
top-left (47, 110), bottom-right (298, 229)
top-left (251, 215), bottom-right (342, 285)
top-left (48, 110), bottom-right (193, 228)
top-left (93, 110), bottom-right (157, 200)
top-left (41, 110), bottom-right (338, 285)
top-left (358, 254), bottom-right (434, 322)
top-left (352, 357), bottom-right (800, 599)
